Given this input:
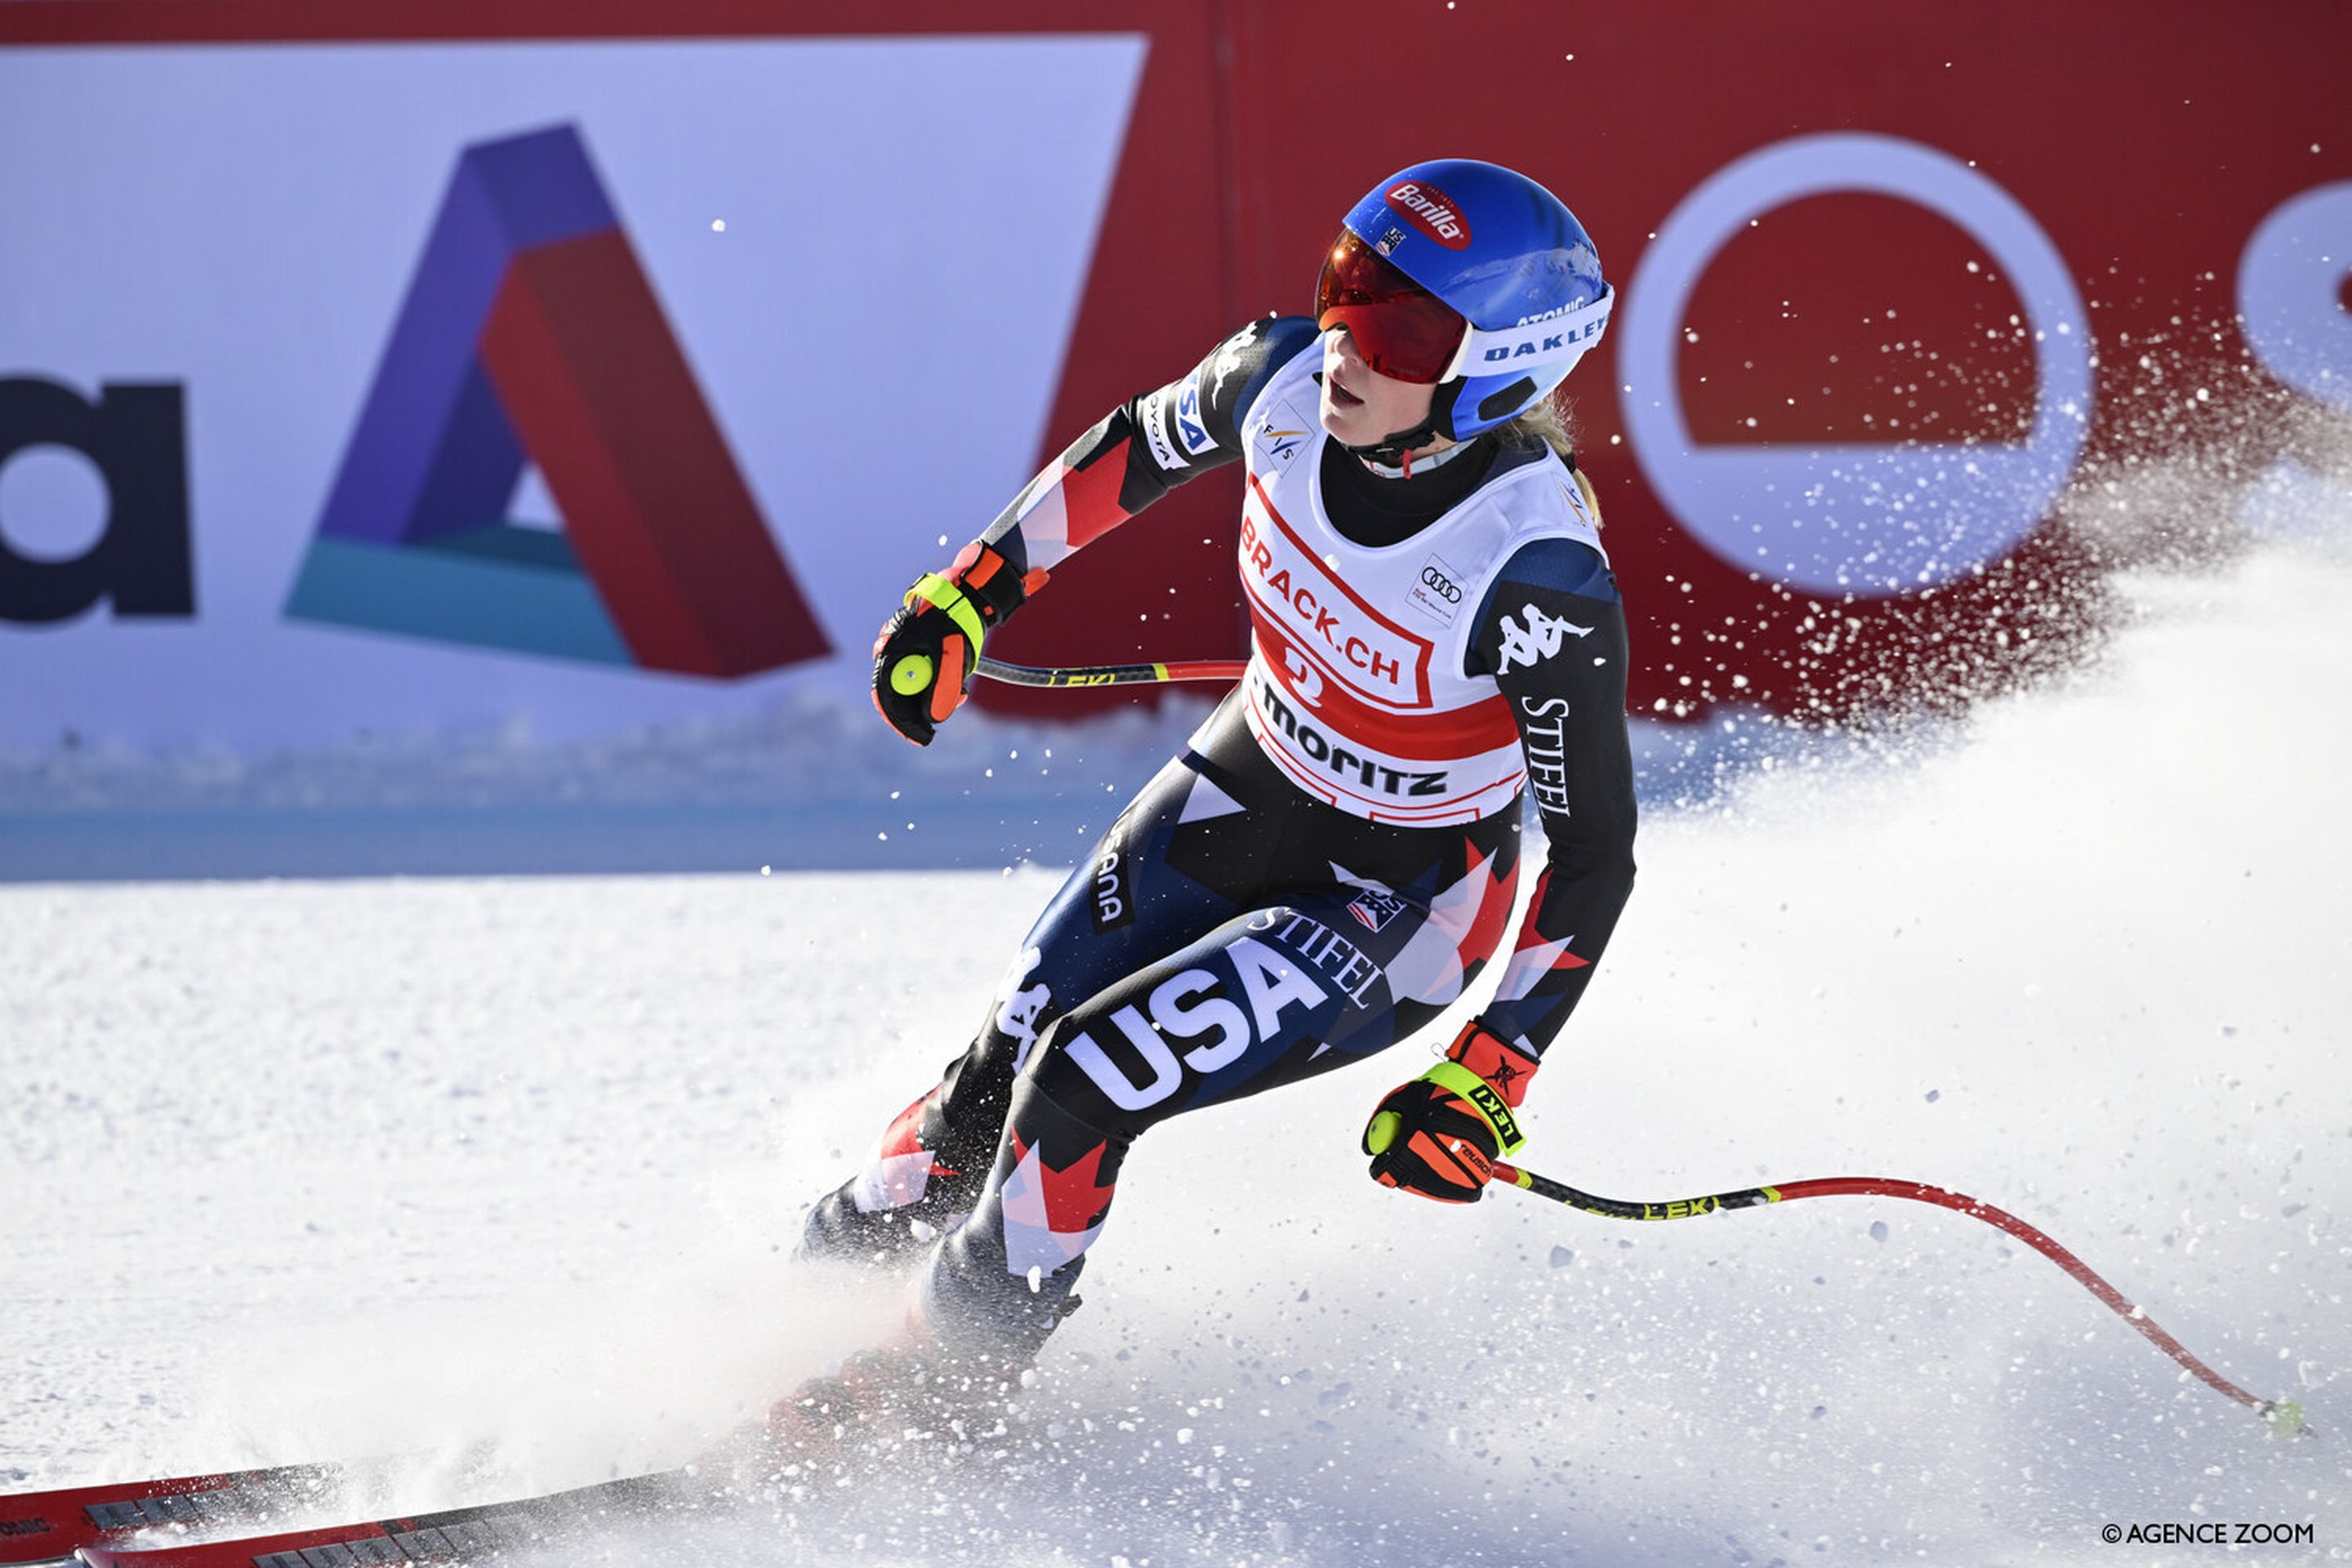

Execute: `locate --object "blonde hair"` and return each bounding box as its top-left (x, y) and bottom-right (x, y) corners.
top-left (1492, 386), bottom-right (1575, 460)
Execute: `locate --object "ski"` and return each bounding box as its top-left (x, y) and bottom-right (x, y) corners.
top-left (7, 1348), bottom-right (981, 1566)
top-left (67, 1470), bottom-right (696, 1568)
top-left (0, 1464), bottom-right (357, 1567)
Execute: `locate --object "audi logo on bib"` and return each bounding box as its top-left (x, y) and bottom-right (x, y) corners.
top-left (1419, 565), bottom-right (1463, 603)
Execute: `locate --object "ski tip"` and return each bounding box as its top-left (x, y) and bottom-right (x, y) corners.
top-left (2264, 1398), bottom-right (2307, 1441)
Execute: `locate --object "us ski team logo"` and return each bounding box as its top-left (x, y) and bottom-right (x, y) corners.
top-left (285, 124), bottom-right (830, 677)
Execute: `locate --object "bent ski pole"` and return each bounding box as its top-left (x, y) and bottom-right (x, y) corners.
top-left (1489, 1160), bottom-right (2306, 1436)
top-left (976, 656), bottom-right (1245, 689)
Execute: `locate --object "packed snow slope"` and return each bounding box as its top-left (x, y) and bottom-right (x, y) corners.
top-left (5, 541), bottom-right (2348, 1567)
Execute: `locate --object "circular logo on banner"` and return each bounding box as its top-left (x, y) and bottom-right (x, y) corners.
top-left (2237, 180), bottom-right (2352, 414)
top-left (1619, 133), bottom-right (2092, 598)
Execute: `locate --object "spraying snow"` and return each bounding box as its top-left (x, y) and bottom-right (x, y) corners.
top-left (5, 510), bottom-right (2348, 1561)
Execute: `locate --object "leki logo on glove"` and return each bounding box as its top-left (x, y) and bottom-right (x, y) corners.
top-left (285, 124), bottom-right (830, 678)
top-left (1465, 1080), bottom-right (1521, 1147)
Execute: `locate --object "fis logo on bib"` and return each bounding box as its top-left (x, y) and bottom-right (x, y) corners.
top-left (1254, 399), bottom-right (1314, 466)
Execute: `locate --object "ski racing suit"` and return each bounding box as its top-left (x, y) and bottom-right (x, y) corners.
top-left (803, 316), bottom-right (1638, 1359)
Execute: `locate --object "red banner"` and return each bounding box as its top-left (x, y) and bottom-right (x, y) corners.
top-left (8, 0), bottom-right (2345, 725)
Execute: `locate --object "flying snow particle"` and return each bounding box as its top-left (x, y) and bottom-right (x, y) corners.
top-left (1869, 1220), bottom-right (1891, 1243)
top-left (710, 219), bottom-right (726, 233)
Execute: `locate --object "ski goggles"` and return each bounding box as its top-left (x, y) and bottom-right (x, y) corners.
top-left (1316, 229), bottom-right (1617, 386)
top-left (1313, 230), bottom-right (1468, 384)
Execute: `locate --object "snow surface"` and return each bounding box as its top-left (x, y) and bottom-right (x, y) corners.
top-left (5, 537), bottom-right (2350, 1566)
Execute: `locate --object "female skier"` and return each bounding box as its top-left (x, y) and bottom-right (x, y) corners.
top-left (796, 158), bottom-right (1636, 1411)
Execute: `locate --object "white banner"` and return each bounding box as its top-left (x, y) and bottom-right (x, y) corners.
top-left (0, 38), bottom-right (1145, 746)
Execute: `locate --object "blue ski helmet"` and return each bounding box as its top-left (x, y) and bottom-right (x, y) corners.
top-left (1321, 158), bottom-right (1611, 443)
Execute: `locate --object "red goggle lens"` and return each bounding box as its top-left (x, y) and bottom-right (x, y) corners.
top-left (1313, 230), bottom-right (1466, 384)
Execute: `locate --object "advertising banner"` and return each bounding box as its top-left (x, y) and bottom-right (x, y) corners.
top-left (1216, 2), bottom-right (2352, 718)
top-left (1, 31), bottom-right (1156, 746)
top-left (3, 2), bottom-right (2346, 761)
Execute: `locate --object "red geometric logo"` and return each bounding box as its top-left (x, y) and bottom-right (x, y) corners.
top-left (284, 124), bottom-right (830, 678)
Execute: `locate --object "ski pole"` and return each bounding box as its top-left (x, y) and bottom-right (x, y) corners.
top-left (975, 656), bottom-right (1246, 689)
top-left (1488, 1160), bottom-right (2308, 1437)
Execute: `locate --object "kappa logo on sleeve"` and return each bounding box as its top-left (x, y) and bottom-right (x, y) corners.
top-left (283, 124), bottom-right (829, 678)
top-left (1208, 319), bottom-right (1266, 400)
top-left (1495, 603), bottom-right (1594, 672)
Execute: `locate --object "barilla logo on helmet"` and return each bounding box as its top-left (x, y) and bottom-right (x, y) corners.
top-left (1383, 181), bottom-right (1472, 250)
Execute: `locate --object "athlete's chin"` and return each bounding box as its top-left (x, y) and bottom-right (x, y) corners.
top-left (1318, 403), bottom-right (1368, 444)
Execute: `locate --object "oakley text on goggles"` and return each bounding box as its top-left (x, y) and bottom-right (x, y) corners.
top-left (1316, 230), bottom-right (1615, 385)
